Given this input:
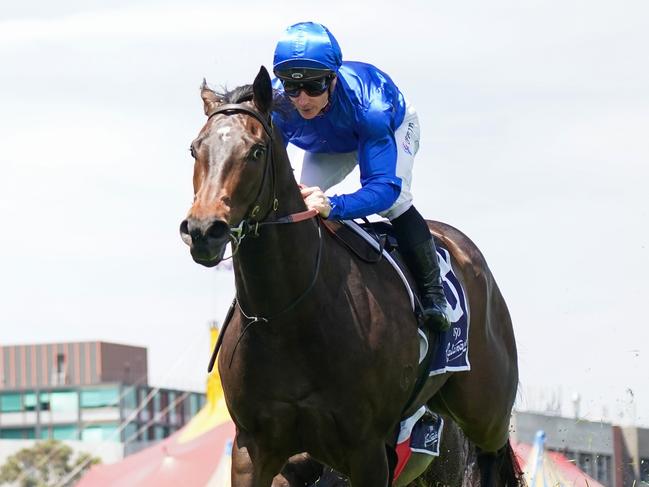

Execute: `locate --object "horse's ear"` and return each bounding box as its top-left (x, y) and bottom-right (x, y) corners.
top-left (252, 66), bottom-right (273, 114)
top-left (201, 78), bottom-right (222, 116)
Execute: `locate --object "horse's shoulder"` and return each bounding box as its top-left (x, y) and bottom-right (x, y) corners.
top-left (426, 220), bottom-right (490, 282)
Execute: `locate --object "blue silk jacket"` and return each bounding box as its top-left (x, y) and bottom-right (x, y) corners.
top-left (271, 61), bottom-right (407, 220)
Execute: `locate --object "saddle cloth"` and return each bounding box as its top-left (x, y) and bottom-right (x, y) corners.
top-left (394, 406), bottom-right (444, 482)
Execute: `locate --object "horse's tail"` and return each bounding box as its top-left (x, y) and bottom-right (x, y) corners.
top-left (499, 440), bottom-right (525, 487)
top-left (476, 440), bottom-right (525, 487)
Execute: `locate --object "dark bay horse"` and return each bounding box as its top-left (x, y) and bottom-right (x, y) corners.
top-left (180, 66), bottom-right (521, 487)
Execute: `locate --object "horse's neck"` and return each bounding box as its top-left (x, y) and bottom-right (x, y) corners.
top-left (234, 222), bottom-right (318, 316)
top-left (233, 142), bottom-right (320, 319)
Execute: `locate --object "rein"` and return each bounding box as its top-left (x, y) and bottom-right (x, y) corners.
top-left (205, 102), bottom-right (321, 372)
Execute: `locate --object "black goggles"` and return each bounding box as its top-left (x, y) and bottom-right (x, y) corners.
top-left (281, 76), bottom-right (331, 97)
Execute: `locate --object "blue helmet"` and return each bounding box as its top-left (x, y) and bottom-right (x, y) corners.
top-left (273, 22), bottom-right (343, 81)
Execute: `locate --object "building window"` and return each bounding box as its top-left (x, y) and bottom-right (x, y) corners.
top-left (81, 423), bottom-right (118, 442)
top-left (189, 394), bottom-right (199, 416)
top-left (49, 390), bottom-right (78, 412)
top-left (52, 425), bottom-right (78, 440)
top-left (54, 353), bottom-right (67, 385)
top-left (80, 387), bottom-right (119, 408)
top-left (153, 393), bottom-right (160, 413)
top-left (39, 392), bottom-right (51, 411)
top-left (0, 428), bottom-right (35, 439)
top-left (123, 387), bottom-right (137, 411)
top-left (160, 391), bottom-right (169, 422)
top-left (24, 393), bottom-right (37, 411)
top-left (578, 453), bottom-right (593, 477)
top-left (640, 458), bottom-right (649, 482)
top-left (153, 393), bottom-right (161, 421)
top-left (153, 426), bottom-right (169, 440)
top-left (595, 454), bottom-right (610, 485)
top-left (0, 393), bottom-right (22, 412)
top-left (123, 423), bottom-right (138, 443)
top-left (138, 389), bottom-right (150, 421)
top-left (24, 392), bottom-right (48, 412)
top-left (168, 392), bottom-right (177, 424)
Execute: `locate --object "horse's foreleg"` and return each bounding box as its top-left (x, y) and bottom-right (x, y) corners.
top-left (231, 430), bottom-right (285, 487)
top-left (347, 443), bottom-right (390, 487)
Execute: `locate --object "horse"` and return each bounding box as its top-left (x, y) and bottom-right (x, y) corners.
top-left (180, 66), bottom-right (521, 487)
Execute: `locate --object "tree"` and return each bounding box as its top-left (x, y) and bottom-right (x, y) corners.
top-left (0, 440), bottom-right (100, 487)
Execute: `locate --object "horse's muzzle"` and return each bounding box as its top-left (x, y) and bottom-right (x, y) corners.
top-left (179, 217), bottom-right (231, 267)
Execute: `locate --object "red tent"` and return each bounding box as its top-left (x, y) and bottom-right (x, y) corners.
top-left (79, 421), bottom-right (234, 487)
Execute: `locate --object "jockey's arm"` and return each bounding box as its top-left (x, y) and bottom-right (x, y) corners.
top-left (326, 108), bottom-right (401, 220)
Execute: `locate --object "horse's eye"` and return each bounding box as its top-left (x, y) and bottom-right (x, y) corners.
top-left (250, 145), bottom-right (266, 160)
top-left (189, 145), bottom-right (196, 159)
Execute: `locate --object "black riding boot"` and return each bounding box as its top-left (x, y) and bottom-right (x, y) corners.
top-left (400, 238), bottom-right (451, 331)
top-left (391, 207), bottom-right (451, 332)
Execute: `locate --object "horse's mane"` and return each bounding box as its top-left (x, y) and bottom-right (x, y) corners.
top-left (216, 84), bottom-right (293, 118)
top-left (218, 84), bottom-right (254, 104)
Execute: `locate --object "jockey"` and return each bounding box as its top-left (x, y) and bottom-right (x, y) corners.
top-left (271, 21), bottom-right (450, 332)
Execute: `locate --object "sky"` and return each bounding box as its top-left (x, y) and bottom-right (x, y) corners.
top-left (1, 0), bottom-right (648, 428)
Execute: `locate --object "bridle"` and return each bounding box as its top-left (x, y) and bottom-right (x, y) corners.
top-left (207, 103), bottom-right (318, 254)
top-left (204, 102), bottom-right (322, 370)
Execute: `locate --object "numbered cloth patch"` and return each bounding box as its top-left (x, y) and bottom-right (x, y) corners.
top-left (426, 246), bottom-right (471, 375)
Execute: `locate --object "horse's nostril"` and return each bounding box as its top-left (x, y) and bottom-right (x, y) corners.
top-left (207, 221), bottom-right (230, 241)
top-left (179, 220), bottom-right (192, 246)
top-left (180, 217), bottom-right (229, 246)
top-left (180, 220), bottom-right (190, 235)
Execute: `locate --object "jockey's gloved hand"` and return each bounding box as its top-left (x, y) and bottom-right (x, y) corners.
top-left (300, 186), bottom-right (331, 218)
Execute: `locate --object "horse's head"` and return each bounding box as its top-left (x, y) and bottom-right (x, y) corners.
top-left (180, 66), bottom-right (275, 267)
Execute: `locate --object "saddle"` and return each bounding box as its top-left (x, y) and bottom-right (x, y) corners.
top-left (320, 219), bottom-right (420, 313)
